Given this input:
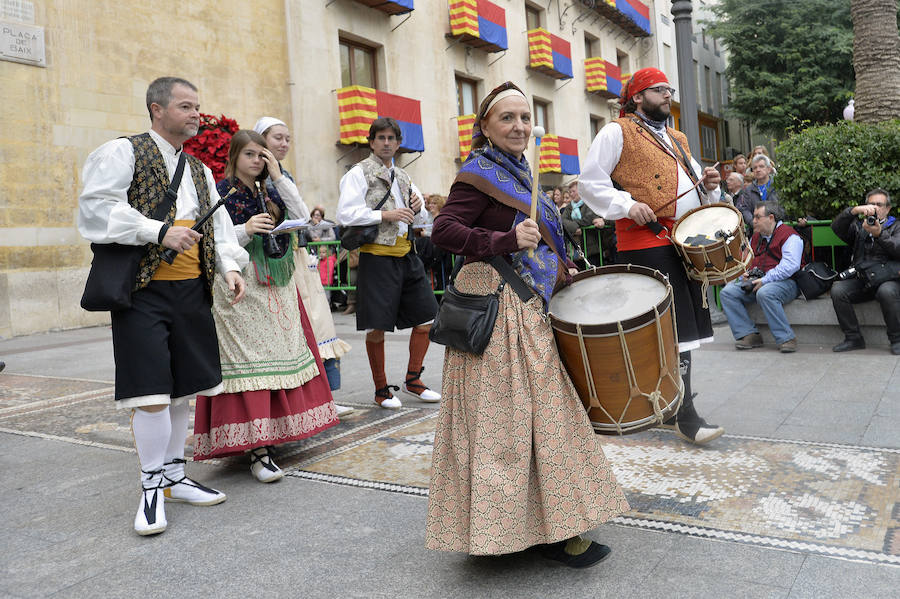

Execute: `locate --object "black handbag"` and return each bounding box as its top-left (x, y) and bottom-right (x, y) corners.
top-left (80, 152), bottom-right (186, 312)
top-left (793, 262), bottom-right (837, 300)
top-left (340, 170), bottom-right (394, 250)
top-left (429, 256), bottom-right (534, 355)
top-left (856, 259), bottom-right (900, 289)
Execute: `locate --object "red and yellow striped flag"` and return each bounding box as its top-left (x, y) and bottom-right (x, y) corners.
top-left (527, 28), bottom-right (553, 70)
top-left (457, 113), bottom-right (476, 161)
top-left (449, 0), bottom-right (478, 37)
top-left (337, 85), bottom-right (378, 145)
top-left (538, 134), bottom-right (561, 173)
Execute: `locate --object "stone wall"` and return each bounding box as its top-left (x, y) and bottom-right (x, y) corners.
top-left (0, 0), bottom-right (293, 337)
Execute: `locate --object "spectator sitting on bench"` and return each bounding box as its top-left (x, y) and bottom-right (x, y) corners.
top-left (720, 201), bottom-right (804, 353)
top-left (830, 188), bottom-right (900, 355)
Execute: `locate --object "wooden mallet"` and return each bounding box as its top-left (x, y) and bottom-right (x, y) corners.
top-left (529, 125), bottom-right (545, 257)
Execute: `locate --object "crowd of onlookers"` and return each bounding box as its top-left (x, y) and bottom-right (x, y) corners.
top-left (305, 142), bottom-right (899, 357)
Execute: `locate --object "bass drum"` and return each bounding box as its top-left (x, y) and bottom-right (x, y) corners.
top-left (548, 265), bottom-right (683, 435)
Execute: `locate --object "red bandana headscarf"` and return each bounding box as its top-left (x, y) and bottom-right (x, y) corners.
top-left (619, 68), bottom-right (670, 117)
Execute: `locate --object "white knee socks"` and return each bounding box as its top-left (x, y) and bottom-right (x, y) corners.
top-left (132, 407), bottom-right (171, 487)
top-left (163, 399), bottom-right (191, 481)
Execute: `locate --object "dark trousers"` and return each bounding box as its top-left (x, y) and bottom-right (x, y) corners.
top-left (830, 278), bottom-right (900, 343)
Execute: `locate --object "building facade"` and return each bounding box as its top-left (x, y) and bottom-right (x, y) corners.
top-left (3, 0), bottom-right (737, 336)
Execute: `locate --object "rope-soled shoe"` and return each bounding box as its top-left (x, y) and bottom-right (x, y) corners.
top-left (162, 459), bottom-right (227, 505)
top-left (402, 367), bottom-right (441, 403)
top-left (375, 385), bottom-right (402, 409)
top-left (134, 468), bottom-right (166, 536)
top-left (249, 446), bottom-right (284, 483)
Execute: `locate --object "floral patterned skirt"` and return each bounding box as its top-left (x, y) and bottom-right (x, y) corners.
top-left (193, 273), bottom-right (338, 460)
top-left (425, 262), bottom-right (630, 555)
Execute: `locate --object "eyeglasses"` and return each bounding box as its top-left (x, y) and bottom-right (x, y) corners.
top-left (645, 86), bottom-right (676, 96)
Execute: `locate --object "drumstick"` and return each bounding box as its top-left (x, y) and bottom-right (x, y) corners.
top-left (529, 126), bottom-right (545, 258)
top-left (626, 162), bottom-right (722, 232)
top-left (160, 187), bottom-right (236, 265)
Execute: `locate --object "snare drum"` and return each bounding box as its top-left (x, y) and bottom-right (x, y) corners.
top-left (671, 203), bottom-right (752, 286)
top-left (548, 265), bottom-right (683, 435)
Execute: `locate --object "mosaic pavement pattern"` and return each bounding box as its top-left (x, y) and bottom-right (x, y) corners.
top-left (3, 374), bottom-right (898, 567)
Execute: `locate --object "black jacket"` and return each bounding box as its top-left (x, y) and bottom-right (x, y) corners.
top-left (831, 207), bottom-right (900, 265)
top-left (735, 183), bottom-right (781, 229)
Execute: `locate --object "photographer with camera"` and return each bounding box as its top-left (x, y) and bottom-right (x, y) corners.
top-left (829, 189), bottom-right (900, 354)
top-left (720, 201), bottom-right (804, 353)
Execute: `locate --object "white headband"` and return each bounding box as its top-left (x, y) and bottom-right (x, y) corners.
top-left (483, 89), bottom-right (528, 117)
top-left (252, 116), bottom-right (287, 136)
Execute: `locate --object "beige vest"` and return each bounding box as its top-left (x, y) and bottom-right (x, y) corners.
top-left (611, 115), bottom-right (693, 219)
top-left (358, 153), bottom-right (412, 247)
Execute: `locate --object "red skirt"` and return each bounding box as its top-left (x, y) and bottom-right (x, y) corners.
top-left (193, 288), bottom-right (338, 460)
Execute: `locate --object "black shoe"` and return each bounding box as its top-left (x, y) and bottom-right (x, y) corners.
top-left (891, 342), bottom-right (900, 356)
top-left (675, 417), bottom-right (724, 445)
top-left (659, 393), bottom-right (696, 430)
top-left (832, 338), bottom-right (865, 352)
top-left (539, 539), bottom-right (612, 569)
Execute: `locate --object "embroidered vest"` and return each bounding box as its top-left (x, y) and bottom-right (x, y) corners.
top-left (126, 133), bottom-right (216, 299)
top-left (750, 223), bottom-right (803, 273)
top-left (357, 153), bottom-right (412, 247)
top-left (611, 115), bottom-right (693, 218)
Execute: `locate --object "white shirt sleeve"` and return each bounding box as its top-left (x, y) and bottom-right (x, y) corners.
top-left (205, 168), bottom-right (248, 274)
top-left (273, 175), bottom-right (310, 220)
top-left (337, 166), bottom-right (382, 226)
top-left (77, 139), bottom-right (163, 245)
top-left (688, 154), bottom-right (721, 204)
top-left (578, 123), bottom-right (637, 221)
top-left (411, 181), bottom-right (427, 225)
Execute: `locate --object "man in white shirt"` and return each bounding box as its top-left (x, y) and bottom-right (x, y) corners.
top-left (578, 67), bottom-right (724, 445)
top-left (78, 77), bottom-right (248, 536)
top-left (337, 118), bottom-right (440, 409)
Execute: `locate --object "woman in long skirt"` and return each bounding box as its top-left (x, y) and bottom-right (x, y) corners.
top-left (193, 130), bottom-right (338, 482)
top-left (427, 83), bottom-right (629, 567)
top-left (253, 117), bottom-right (353, 415)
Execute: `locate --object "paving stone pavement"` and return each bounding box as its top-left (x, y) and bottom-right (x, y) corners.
top-left (1, 315), bottom-right (899, 598)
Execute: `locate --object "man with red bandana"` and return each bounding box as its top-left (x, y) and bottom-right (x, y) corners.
top-left (579, 68), bottom-right (725, 445)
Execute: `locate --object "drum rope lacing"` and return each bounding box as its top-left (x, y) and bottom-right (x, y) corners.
top-left (677, 241), bottom-right (753, 308)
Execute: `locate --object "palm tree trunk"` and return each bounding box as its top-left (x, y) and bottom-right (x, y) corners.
top-left (851, 0), bottom-right (900, 122)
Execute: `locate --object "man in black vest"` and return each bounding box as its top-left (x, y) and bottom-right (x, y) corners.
top-left (830, 189), bottom-right (900, 354)
top-left (78, 77), bottom-right (248, 536)
top-left (719, 202), bottom-right (803, 353)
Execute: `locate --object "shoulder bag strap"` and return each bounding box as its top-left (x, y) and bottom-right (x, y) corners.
top-left (151, 150), bottom-right (187, 221)
top-left (373, 169), bottom-right (395, 211)
top-left (446, 255), bottom-right (534, 303)
top-left (488, 255), bottom-right (535, 302)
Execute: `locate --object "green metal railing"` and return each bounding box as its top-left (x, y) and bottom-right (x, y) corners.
top-left (306, 220), bottom-right (847, 299)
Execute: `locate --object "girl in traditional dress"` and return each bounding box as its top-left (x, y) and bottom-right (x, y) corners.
top-left (193, 130), bottom-right (338, 482)
top-left (427, 82), bottom-right (629, 567)
top-left (253, 118), bottom-right (353, 415)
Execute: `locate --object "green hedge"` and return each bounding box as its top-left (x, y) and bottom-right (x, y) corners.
top-left (775, 120), bottom-right (900, 219)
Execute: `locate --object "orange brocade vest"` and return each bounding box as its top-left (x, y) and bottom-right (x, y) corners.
top-left (611, 115), bottom-right (694, 251)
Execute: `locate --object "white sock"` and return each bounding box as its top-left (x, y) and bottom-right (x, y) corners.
top-left (163, 399), bottom-right (191, 481)
top-left (132, 407), bottom-right (171, 487)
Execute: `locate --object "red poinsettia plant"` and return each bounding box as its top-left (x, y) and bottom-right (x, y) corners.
top-left (183, 113), bottom-right (240, 182)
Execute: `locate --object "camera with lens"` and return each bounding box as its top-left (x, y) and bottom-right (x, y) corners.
top-left (837, 266), bottom-right (858, 281)
top-left (740, 267), bottom-right (765, 293)
top-left (866, 214), bottom-right (878, 226)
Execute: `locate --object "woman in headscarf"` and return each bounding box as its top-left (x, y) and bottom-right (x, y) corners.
top-left (426, 82), bottom-right (629, 567)
top-left (253, 117), bottom-right (353, 416)
top-left (192, 130), bottom-right (338, 482)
